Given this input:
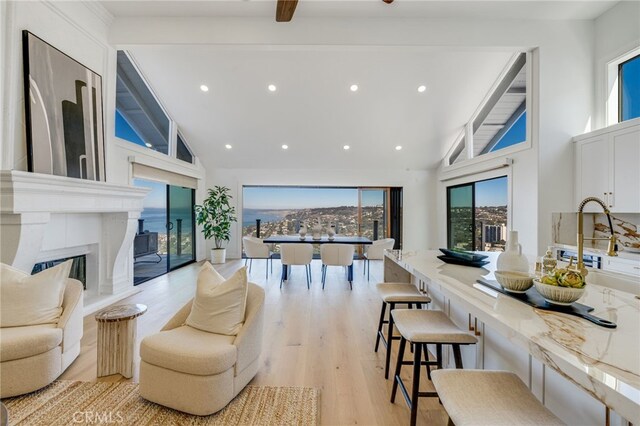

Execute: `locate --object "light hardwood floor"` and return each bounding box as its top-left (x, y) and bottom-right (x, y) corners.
top-left (61, 259), bottom-right (449, 425)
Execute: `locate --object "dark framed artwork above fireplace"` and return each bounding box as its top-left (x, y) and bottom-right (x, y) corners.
top-left (22, 30), bottom-right (106, 181)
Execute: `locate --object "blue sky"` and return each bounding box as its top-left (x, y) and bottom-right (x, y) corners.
top-left (243, 187), bottom-right (385, 209)
top-left (134, 179), bottom-right (167, 209)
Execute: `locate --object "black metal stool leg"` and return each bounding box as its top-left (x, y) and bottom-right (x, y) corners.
top-left (436, 344), bottom-right (443, 369)
top-left (452, 344), bottom-right (463, 369)
top-left (390, 336), bottom-right (407, 403)
top-left (410, 343), bottom-right (423, 426)
top-left (374, 302), bottom-right (387, 352)
top-left (384, 302), bottom-right (396, 379)
top-left (423, 343), bottom-right (432, 380)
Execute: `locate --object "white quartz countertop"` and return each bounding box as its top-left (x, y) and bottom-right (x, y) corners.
top-left (386, 250), bottom-right (640, 423)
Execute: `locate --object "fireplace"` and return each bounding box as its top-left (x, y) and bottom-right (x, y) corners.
top-left (0, 170), bottom-right (149, 313)
top-left (32, 254), bottom-right (87, 289)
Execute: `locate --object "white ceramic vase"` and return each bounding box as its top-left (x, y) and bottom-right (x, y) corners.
top-left (299, 222), bottom-right (307, 240)
top-left (312, 219), bottom-right (323, 240)
top-left (211, 248), bottom-right (226, 264)
top-left (496, 230), bottom-right (529, 273)
top-left (327, 223), bottom-right (336, 240)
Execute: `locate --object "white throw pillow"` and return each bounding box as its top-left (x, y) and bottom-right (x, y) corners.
top-left (0, 260), bottom-right (72, 327)
top-left (186, 264), bottom-right (249, 336)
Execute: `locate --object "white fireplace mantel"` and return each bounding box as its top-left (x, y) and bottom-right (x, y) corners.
top-left (1, 170), bottom-right (149, 312)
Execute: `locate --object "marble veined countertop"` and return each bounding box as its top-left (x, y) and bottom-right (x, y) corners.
top-left (385, 250), bottom-right (640, 423)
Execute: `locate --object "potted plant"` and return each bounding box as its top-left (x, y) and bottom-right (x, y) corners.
top-left (195, 186), bottom-right (237, 264)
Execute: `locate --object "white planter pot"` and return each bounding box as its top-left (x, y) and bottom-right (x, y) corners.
top-left (211, 248), bottom-right (226, 264)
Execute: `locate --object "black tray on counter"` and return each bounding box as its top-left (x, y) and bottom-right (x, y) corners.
top-left (438, 255), bottom-right (490, 268)
top-left (476, 279), bottom-right (617, 329)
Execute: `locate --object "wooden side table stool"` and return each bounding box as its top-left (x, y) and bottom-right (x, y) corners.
top-left (95, 304), bottom-right (147, 378)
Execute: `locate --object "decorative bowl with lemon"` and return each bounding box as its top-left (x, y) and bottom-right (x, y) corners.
top-left (533, 268), bottom-right (586, 306)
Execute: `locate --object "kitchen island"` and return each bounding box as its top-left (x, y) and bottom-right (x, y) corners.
top-left (384, 250), bottom-right (640, 425)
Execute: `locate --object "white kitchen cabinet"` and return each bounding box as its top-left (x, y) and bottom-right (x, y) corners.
top-left (574, 119), bottom-right (640, 213)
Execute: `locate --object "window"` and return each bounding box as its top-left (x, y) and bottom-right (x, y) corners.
top-left (447, 176), bottom-right (508, 252)
top-left (242, 186), bottom-right (401, 253)
top-left (176, 133), bottom-right (194, 164)
top-left (115, 51), bottom-right (170, 154)
top-left (445, 52), bottom-right (529, 167)
top-left (619, 54), bottom-right (640, 122)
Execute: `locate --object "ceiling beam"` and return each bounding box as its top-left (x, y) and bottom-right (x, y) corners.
top-left (276, 0), bottom-right (298, 22)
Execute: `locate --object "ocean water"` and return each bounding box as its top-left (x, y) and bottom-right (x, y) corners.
top-left (140, 207), bottom-right (193, 234)
top-left (242, 209), bottom-right (288, 227)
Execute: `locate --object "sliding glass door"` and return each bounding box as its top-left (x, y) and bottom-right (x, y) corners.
top-left (168, 185), bottom-right (195, 270)
top-left (133, 179), bottom-right (195, 285)
top-left (359, 188), bottom-right (388, 241)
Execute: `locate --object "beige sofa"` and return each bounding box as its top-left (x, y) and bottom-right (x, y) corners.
top-left (139, 282), bottom-right (265, 416)
top-left (0, 279), bottom-right (84, 398)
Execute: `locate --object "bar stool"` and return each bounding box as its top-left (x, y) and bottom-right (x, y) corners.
top-left (390, 309), bottom-right (478, 426)
top-left (374, 283), bottom-right (432, 379)
top-left (431, 369), bottom-right (565, 426)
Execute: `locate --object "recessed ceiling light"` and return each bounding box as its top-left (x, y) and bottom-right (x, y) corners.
top-left (343, 145), bottom-right (350, 150)
top-left (225, 144), bottom-right (232, 150)
top-left (418, 85), bottom-right (426, 93)
top-left (145, 142), bottom-right (153, 148)
top-left (200, 85), bottom-right (209, 92)
top-left (268, 84), bottom-right (277, 92)
top-left (281, 144), bottom-right (289, 150)
top-left (395, 145), bottom-right (403, 151)
top-left (350, 84), bottom-right (359, 92)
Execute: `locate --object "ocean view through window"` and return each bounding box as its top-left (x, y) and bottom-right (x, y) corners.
top-left (242, 186), bottom-right (391, 251)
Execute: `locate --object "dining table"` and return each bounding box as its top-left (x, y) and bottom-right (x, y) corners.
top-left (263, 235), bottom-right (373, 281)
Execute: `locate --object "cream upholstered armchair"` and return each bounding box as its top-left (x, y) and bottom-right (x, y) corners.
top-left (280, 243), bottom-right (313, 289)
top-left (0, 279), bottom-right (83, 398)
top-left (139, 282), bottom-right (265, 416)
top-left (242, 236), bottom-right (273, 280)
top-left (320, 244), bottom-right (355, 290)
top-left (364, 238), bottom-right (395, 280)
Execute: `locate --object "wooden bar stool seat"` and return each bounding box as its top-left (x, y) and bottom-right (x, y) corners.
top-left (431, 369), bottom-right (565, 426)
top-left (374, 283), bottom-right (431, 380)
top-left (390, 309), bottom-right (478, 426)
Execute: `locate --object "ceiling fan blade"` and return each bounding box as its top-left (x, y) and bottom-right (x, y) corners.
top-left (276, 0), bottom-right (298, 22)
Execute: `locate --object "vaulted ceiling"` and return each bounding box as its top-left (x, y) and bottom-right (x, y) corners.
top-left (102, 1), bottom-right (618, 170)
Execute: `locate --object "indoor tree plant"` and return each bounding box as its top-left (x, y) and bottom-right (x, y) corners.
top-left (195, 186), bottom-right (237, 264)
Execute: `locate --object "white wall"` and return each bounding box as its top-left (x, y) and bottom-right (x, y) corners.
top-left (594, 1), bottom-right (640, 128)
top-left (207, 168), bottom-right (435, 259)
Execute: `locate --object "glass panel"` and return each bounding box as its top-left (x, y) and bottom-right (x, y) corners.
top-left (474, 177), bottom-right (508, 252)
top-left (133, 179), bottom-right (168, 285)
top-left (447, 184), bottom-right (474, 250)
top-left (620, 55), bottom-right (640, 122)
top-left (115, 51), bottom-right (170, 154)
top-left (176, 133), bottom-right (194, 164)
top-left (168, 185), bottom-right (195, 270)
top-left (473, 53), bottom-right (527, 157)
top-left (359, 189), bottom-right (388, 241)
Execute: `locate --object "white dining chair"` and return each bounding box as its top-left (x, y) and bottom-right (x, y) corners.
top-left (364, 238), bottom-right (395, 280)
top-left (242, 236), bottom-right (273, 280)
top-left (320, 244), bottom-right (355, 290)
top-left (280, 243), bottom-right (313, 289)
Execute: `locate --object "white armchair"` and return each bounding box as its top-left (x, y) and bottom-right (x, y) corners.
top-left (320, 244), bottom-right (355, 290)
top-left (364, 238), bottom-right (395, 280)
top-left (140, 282), bottom-right (265, 416)
top-left (0, 279), bottom-right (83, 398)
top-left (280, 243), bottom-right (313, 289)
top-left (242, 236), bottom-right (273, 280)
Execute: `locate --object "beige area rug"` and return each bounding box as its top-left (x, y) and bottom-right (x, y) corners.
top-left (2, 381), bottom-right (319, 425)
